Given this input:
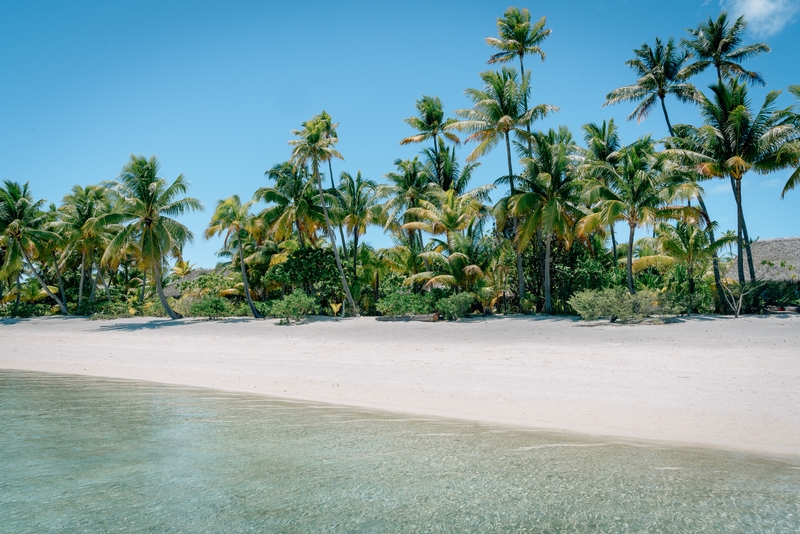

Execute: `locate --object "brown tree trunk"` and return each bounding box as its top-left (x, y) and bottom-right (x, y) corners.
top-left (52, 251), bottom-right (67, 308)
top-left (238, 240), bottom-right (262, 318)
top-left (153, 263), bottom-right (181, 319)
top-left (627, 223), bottom-right (636, 295)
top-left (505, 132), bottom-right (525, 305)
top-left (20, 244), bottom-right (68, 315)
top-left (544, 232), bottom-right (553, 314)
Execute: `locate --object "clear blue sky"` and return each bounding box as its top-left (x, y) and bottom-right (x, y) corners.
top-left (1, 0), bottom-right (797, 267)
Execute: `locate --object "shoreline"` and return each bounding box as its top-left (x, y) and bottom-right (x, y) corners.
top-left (2, 315), bottom-right (799, 459)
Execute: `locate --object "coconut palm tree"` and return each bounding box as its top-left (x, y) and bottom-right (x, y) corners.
top-left (422, 138), bottom-right (481, 194)
top-left (681, 12), bottom-right (770, 86)
top-left (313, 111), bottom-right (349, 256)
top-left (581, 141), bottom-right (688, 294)
top-left (604, 37), bottom-right (701, 135)
top-left (449, 66), bottom-right (558, 301)
top-left (780, 85), bottom-right (800, 198)
top-left (205, 195), bottom-right (263, 318)
top-left (289, 116), bottom-right (358, 314)
top-left (96, 155), bottom-right (203, 320)
top-left (672, 81), bottom-right (797, 284)
top-left (0, 180), bottom-right (68, 314)
top-left (379, 157), bottom-right (433, 258)
top-left (337, 171), bottom-right (380, 274)
top-left (508, 127), bottom-right (581, 313)
top-left (581, 120), bottom-right (622, 262)
top-left (255, 162), bottom-right (325, 248)
top-left (400, 96), bottom-right (461, 184)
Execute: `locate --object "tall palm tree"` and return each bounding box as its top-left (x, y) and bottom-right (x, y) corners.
top-left (205, 195), bottom-right (263, 318)
top-left (604, 37), bottom-right (701, 135)
top-left (681, 12), bottom-right (770, 86)
top-left (508, 127), bottom-right (581, 313)
top-left (0, 180), bottom-right (68, 314)
top-left (582, 120), bottom-right (622, 262)
top-left (314, 111), bottom-right (349, 256)
top-left (674, 81), bottom-right (797, 283)
top-left (96, 155), bottom-right (203, 319)
top-left (422, 138), bottom-right (481, 194)
top-left (405, 184), bottom-right (493, 251)
top-left (255, 162), bottom-right (325, 248)
top-left (449, 66), bottom-right (558, 301)
top-left (379, 157), bottom-right (433, 258)
top-left (337, 171), bottom-right (380, 274)
top-left (289, 116), bottom-right (358, 314)
top-left (581, 141), bottom-right (688, 294)
top-left (780, 85), bottom-right (800, 198)
top-left (400, 96), bottom-right (460, 184)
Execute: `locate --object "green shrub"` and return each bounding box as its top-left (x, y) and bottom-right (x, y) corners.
top-left (436, 292), bottom-right (475, 320)
top-left (189, 296), bottom-right (233, 319)
top-left (272, 289), bottom-right (319, 323)
top-left (375, 290), bottom-right (433, 316)
top-left (568, 288), bottom-right (665, 323)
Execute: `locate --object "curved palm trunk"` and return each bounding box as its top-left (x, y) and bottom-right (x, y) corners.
top-left (153, 263), bottom-right (181, 320)
top-left (20, 243), bottom-right (68, 315)
top-left (544, 232), bottom-right (553, 314)
top-left (52, 251), bottom-right (67, 307)
top-left (315, 167), bottom-right (358, 315)
top-left (659, 96), bottom-right (674, 137)
top-left (238, 241), bottom-right (262, 318)
top-left (328, 160), bottom-right (348, 259)
top-left (732, 177), bottom-right (746, 284)
top-left (729, 177), bottom-right (756, 282)
top-left (505, 132), bottom-right (526, 304)
top-left (697, 196), bottom-right (726, 312)
top-left (610, 226), bottom-right (618, 264)
top-left (627, 223), bottom-right (636, 295)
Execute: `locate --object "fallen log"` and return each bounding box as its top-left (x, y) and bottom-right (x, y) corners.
top-left (375, 313), bottom-right (439, 323)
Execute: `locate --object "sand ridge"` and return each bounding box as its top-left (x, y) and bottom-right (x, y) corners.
top-left (1, 314), bottom-right (798, 457)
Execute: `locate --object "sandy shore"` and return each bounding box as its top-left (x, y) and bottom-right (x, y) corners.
top-left (2, 314), bottom-right (799, 457)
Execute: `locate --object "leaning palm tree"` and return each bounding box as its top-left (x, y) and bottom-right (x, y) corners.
top-left (508, 127), bottom-right (581, 313)
top-left (400, 96), bottom-right (461, 184)
top-left (681, 12), bottom-right (770, 86)
top-left (449, 66), bottom-right (558, 301)
top-left (604, 37), bottom-right (701, 136)
top-left (96, 155), bottom-right (203, 320)
top-left (337, 171), bottom-right (380, 274)
top-left (581, 141), bottom-right (689, 294)
top-left (0, 180), bottom-right (68, 314)
top-left (205, 195), bottom-right (263, 318)
top-left (289, 116), bottom-right (358, 314)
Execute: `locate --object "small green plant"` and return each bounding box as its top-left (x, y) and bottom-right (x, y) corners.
top-left (436, 292), bottom-right (475, 321)
top-left (568, 288), bottom-right (663, 323)
top-left (189, 296), bottom-right (233, 320)
top-left (375, 290), bottom-right (433, 316)
top-left (272, 289), bottom-right (319, 324)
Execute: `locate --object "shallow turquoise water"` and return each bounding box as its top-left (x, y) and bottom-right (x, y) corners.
top-left (1, 371), bottom-right (798, 533)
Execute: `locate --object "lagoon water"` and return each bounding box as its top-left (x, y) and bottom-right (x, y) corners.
top-left (1, 370), bottom-right (799, 533)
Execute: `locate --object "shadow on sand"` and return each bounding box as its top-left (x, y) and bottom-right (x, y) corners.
top-left (95, 317), bottom-right (256, 332)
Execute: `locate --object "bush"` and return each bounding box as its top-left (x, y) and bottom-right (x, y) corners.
top-left (272, 289), bottom-right (319, 324)
top-left (375, 290), bottom-right (433, 316)
top-left (568, 288), bottom-right (665, 323)
top-left (436, 292), bottom-right (475, 321)
top-left (189, 296), bottom-right (233, 319)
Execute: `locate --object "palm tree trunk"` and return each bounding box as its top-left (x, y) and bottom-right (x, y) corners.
top-left (20, 243), bottom-right (68, 315)
top-left (14, 274), bottom-right (21, 312)
top-left (315, 167), bottom-right (358, 315)
top-left (610, 226), bottom-right (618, 264)
top-left (505, 132), bottom-right (525, 304)
top-left (328, 160), bottom-right (348, 260)
top-left (741, 211), bottom-right (756, 282)
top-left (78, 251), bottom-right (86, 307)
top-left (89, 256), bottom-right (98, 305)
top-left (52, 252), bottom-right (67, 308)
top-left (101, 268), bottom-right (111, 301)
top-left (295, 219), bottom-right (306, 249)
top-left (353, 229), bottom-right (359, 275)
top-left (696, 196), bottom-right (726, 312)
top-left (140, 269), bottom-right (147, 303)
top-left (544, 232), bottom-right (553, 314)
top-left (660, 96), bottom-right (674, 136)
top-left (732, 177), bottom-right (745, 285)
top-left (627, 223), bottom-right (636, 295)
top-left (238, 241), bottom-right (262, 318)
top-left (153, 263), bottom-right (181, 319)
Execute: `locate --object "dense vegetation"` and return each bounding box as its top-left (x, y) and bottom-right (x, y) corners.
top-left (2, 8), bottom-right (799, 321)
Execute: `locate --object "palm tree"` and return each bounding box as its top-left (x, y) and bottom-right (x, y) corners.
top-left (422, 138), bottom-right (481, 194)
top-left (205, 195), bottom-right (263, 318)
top-left (508, 128), bottom-right (581, 313)
top-left (604, 37), bottom-right (701, 135)
top-left (674, 81), bottom-right (797, 283)
top-left (337, 171), bottom-right (380, 274)
top-left (780, 85), bottom-right (800, 198)
top-left (405, 184), bottom-right (493, 251)
top-left (400, 96), bottom-right (460, 184)
top-left (255, 162), bottom-right (326, 248)
top-left (582, 120), bottom-right (622, 262)
top-left (449, 66), bottom-right (558, 301)
top-left (0, 181), bottom-right (68, 314)
top-left (581, 141), bottom-right (688, 294)
top-left (314, 111), bottom-right (349, 256)
top-left (681, 12), bottom-right (770, 86)
top-left (289, 115), bottom-right (358, 314)
top-left (96, 155), bottom-right (203, 319)
top-left (379, 157), bottom-right (433, 258)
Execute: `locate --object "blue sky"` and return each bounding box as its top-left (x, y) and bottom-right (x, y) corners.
top-left (1, 0), bottom-right (798, 267)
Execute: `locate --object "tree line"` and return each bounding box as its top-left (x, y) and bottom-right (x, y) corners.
top-left (1, 8), bottom-right (798, 320)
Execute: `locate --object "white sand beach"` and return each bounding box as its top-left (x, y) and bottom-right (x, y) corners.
top-left (2, 315), bottom-right (798, 457)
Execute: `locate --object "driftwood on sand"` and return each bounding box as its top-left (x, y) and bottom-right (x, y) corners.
top-left (375, 313), bottom-right (439, 322)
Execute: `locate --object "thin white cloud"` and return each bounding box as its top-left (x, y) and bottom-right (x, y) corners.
top-left (719, 0), bottom-right (800, 36)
